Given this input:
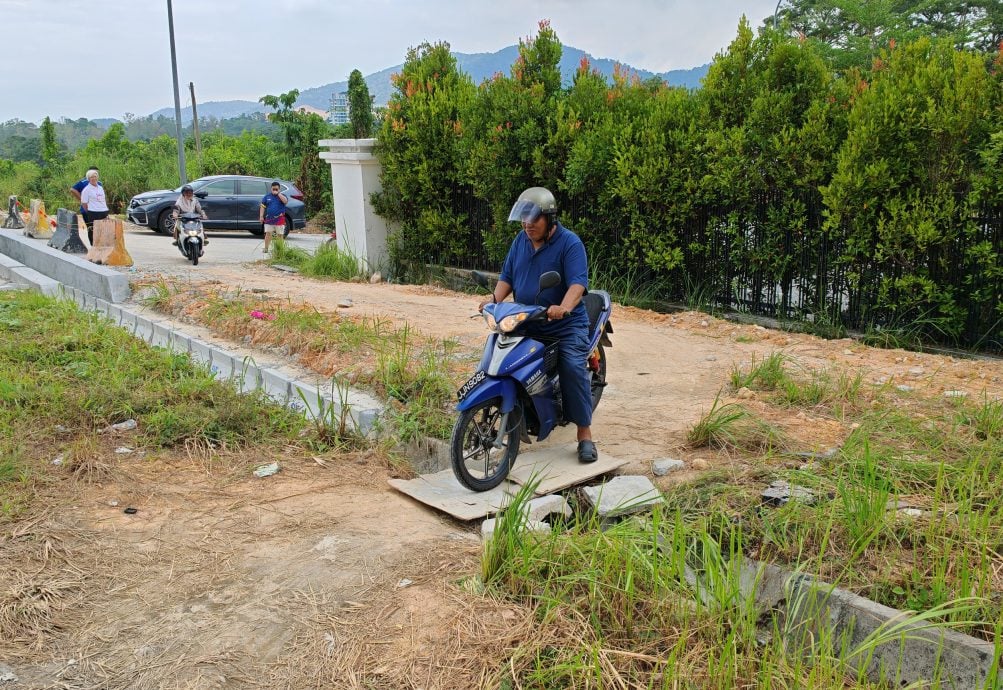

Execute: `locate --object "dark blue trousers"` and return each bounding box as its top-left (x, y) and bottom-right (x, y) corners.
top-left (527, 318), bottom-right (592, 428)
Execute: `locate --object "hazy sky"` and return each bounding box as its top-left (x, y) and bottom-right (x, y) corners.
top-left (4, 0), bottom-right (780, 124)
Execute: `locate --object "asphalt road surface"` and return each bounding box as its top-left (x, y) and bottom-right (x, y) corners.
top-left (121, 222), bottom-right (327, 273)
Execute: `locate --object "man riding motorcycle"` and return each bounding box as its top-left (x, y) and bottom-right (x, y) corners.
top-left (478, 186), bottom-right (598, 464)
top-left (171, 185), bottom-right (208, 246)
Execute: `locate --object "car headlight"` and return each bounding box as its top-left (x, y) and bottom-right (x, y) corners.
top-left (498, 312), bottom-right (528, 333)
top-left (138, 196), bottom-right (163, 206)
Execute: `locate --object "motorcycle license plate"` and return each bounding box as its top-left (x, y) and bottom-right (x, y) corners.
top-left (457, 370), bottom-right (486, 400)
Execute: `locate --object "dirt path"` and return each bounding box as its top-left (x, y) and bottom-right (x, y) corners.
top-left (129, 262), bottom-right (1003, 477)
top-left (8, 255), bottom-right (1000, 689)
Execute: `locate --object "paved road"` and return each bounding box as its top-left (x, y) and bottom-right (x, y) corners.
top-left (122, 223), bottom-right (326, 273)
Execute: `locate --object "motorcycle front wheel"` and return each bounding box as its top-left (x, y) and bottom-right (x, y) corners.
top-left (450, 398), bottom-right (521, 492)
top-left (190, 243), bottom-right (199, 266)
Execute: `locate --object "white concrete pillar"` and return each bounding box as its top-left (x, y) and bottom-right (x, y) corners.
top-left (318, 138), bottom-right (395, 273)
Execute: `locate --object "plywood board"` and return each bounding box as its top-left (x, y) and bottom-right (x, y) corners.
top-left (388, 469), bottom-right (519, 521)
top-left (508, 444), bottom-right (628, 495)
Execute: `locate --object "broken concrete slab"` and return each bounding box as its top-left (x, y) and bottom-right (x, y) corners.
top-left (508, 444), bottom-right (628, 495)
top-left (481, 517), bottom-right (550, 539)
top-left (762, 480), bottom-right (817, 507)
top-left (652, 458), bottom-right (686, 476)
top-left (582, 475), bottom-right (662, 518)
top-left (0, 662), bottom-right (18, 683)
top-left (388, 469), bottom-right (517, 521)
top-left (524, 494), bottom-right (572, 522)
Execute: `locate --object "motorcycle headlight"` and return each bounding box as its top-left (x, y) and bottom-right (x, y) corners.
top-left (484, 312), bottom-right (498, 330)
top-left (498, 312), bottom-right (528, 333)
top-left (187, 230), bottom-right (198, 236)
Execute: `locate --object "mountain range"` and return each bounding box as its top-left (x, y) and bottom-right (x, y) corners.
top-left (150, 44), bottom-right (708, 124)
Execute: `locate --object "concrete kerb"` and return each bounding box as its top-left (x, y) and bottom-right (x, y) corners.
top-left (58, 287), bottom-right (385, 433)
top-left (0, 230), bottom-right (130, 303)
top-left (0, 252), bottom-right (60, 296)
top-left (699, 557), bottom-right (1003, 687)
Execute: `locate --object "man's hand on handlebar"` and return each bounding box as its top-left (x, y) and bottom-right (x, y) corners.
top-left (546, 305), bottom-right (571, 320)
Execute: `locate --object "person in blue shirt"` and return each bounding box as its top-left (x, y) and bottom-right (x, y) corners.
top-left (478, 186), bottom-right (598, 463)
top-left (258, 181), bottom-right (287, 254)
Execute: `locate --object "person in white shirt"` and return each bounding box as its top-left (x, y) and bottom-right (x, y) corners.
top-left (79, 169), bottom-right (109, 245)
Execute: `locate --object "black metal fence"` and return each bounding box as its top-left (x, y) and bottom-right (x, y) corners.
top-left (388, 192), bottom-right (1003, 353)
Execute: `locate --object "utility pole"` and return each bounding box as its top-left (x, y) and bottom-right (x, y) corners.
top-left (167, 0), bottom-right (187, 185)
top-left (189, 81), bottom-right (203, 175)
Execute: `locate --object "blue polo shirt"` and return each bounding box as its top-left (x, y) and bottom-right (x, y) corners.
top-left (499, 221), bottom-right (589, 333)
top-left (260, 193), bottom-right (286, 225)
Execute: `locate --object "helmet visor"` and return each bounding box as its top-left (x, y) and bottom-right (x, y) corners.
top-left (507, 199), bottom-right (543, 224)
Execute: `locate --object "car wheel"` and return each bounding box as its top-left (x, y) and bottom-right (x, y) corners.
top-left (248, 224), bottom-right (265, 237)
top-left (283, 215), bottom-right (292, 238)
top-left (157, 210), bottom-right (174, 234)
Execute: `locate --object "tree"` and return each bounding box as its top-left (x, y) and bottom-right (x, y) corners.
top-left (371, 41), bottom-right (477, 276)
top-left (823, 38), bottom-right (999, 339)
top-left (463, 20), bottom-right (564, 260)
top-left (260, 88), bottom-right (334, 216)
top-left (40, 116), bottom-right (60, 166)
top-left (347, 69), bottom-right (374, 139)
top-left (775, 0), bottom-right (1003, 69)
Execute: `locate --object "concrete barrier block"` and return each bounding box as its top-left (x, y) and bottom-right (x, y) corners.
top-left (3, 196), bottom-right (24, 229)
top-left (86, 217), bottom-right (133, 266)
top-left (24, 199), bottom-right (53, 239)
top-left (49, 208), bottom-right (87, 254)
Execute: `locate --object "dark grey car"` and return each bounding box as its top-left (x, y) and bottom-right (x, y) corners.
top-left (126, 175), bottom-right (307, 236)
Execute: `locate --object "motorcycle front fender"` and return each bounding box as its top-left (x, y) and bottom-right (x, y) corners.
top-left (456, 376), bottom-right (517, 413)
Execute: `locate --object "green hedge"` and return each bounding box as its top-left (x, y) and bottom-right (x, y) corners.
top-left (374, 21), bottom-right (1003, 351)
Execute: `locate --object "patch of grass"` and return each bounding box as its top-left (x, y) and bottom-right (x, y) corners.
top-left (687, 394), bottom-right (786, 452)
top-left (0, 291), bottom-right (308, 518)
top-left (269, 237), bottom-right (370, 281)
top-left (729, 352), bottom-right (787, 390)
top-left (148, 282), bottom-right (467, 441)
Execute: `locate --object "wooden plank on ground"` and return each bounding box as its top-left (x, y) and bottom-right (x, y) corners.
top-left (388, 469), bottom-right (519, 521)
top-left (507, 444), bottom-right (628, 495)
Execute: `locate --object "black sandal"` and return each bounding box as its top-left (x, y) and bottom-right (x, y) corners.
top-left (577, 440), bottom-right (598, 464)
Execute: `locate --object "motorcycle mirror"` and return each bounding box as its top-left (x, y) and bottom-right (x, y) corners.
top-left (539, 271), bottom-right (561, 290)
top-left (470, 271), bottom-right (490, 290)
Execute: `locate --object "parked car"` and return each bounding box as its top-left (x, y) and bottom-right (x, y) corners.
top-left (126, 175), bottom-right (307, 237)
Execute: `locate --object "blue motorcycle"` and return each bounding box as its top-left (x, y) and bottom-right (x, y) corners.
top-left (451, 271), bottom-right (613, 491)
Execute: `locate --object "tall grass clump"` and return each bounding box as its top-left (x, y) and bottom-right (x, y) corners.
top-left (688, 394), bottom-right (786, 452)
top-left (269, 238), bottom-right (370, 281)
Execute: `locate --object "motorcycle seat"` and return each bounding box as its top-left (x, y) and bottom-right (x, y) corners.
top-left (583, 291), bottom-right (611, 338)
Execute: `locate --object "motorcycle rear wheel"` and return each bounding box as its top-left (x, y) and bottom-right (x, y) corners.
top-left (450, 398), bottom-right (521, 492)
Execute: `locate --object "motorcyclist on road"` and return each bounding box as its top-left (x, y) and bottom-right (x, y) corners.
top-left (171, 185), bottom-right (208, 246)
top-left (477, 186), bottom-right (598, 464)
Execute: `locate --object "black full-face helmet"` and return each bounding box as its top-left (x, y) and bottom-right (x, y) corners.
top-left (507, 186), bottom-right (557, 228)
